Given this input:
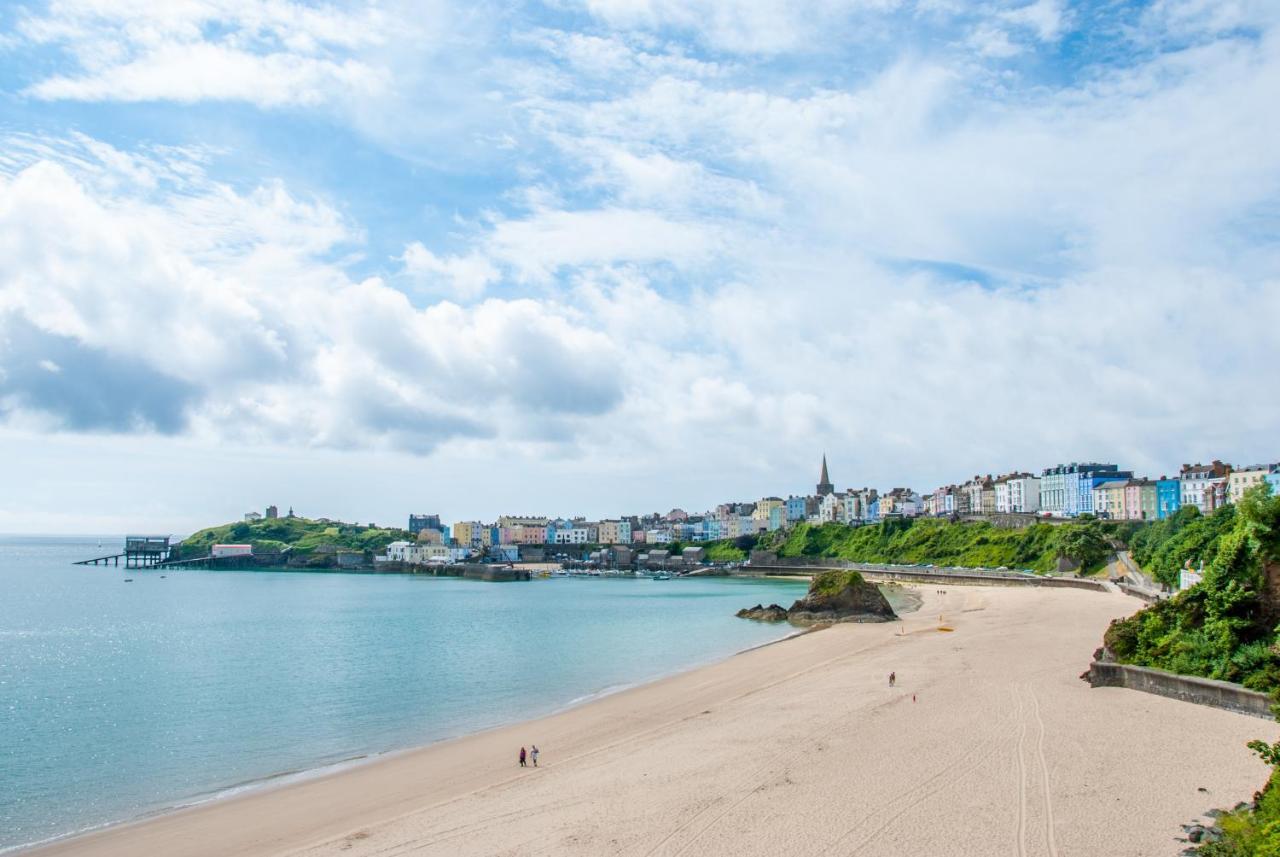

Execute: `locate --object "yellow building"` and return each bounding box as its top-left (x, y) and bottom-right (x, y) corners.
top-left (753, 497), bottom-right (784, 522)
top-left (1093, 480), bottom-right (1129, 519)
top-left (452, 521), bottom-right (474, 547)
top-left (598, 520), bottom-right (621, 544)
top-left (1229, 466), bottom-right (1272, 502)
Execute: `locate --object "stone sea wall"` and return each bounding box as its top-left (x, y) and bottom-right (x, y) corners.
top-left (1084, 660), bottom-right (1274, 719)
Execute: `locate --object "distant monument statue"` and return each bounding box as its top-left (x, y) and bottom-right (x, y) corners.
top-left (817, 454), bottom-right (834, 497)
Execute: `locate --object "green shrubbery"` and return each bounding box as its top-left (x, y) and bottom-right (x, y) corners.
top-left (1130, 505), bottom-right (1239, 588)
top-left (809, 569), bottom-right (866, 597)
top-left (755, 517), bottom-right (1134, 573)
top-left (1104, 485), bottom-right (1280, 693)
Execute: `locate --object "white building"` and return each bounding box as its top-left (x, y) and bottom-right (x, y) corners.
top-left (819, 492), bottom-right (843, 523)
top-left (1180, 461), bottom-right (1230, 513)
top-left (406, 544), bottom-right (452, 564)
top-left (383, 540), bottom-right (414, 562)
top-left (554, 527), bottom-right (591, 544)
top-left (994, 478), bottom-right (1012, 513)
top-left (839, 491), bottom-right (861, 525)
top-left (1007, 475), bottom-right (1041, 513)
top-left (212, 543), bottom-right (252, 558)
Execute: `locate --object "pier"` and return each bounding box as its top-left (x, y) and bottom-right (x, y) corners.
top-left (75, 536), bottom-right (172, 568)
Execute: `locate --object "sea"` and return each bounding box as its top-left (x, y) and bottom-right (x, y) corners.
top-left (0, 536), bottom-right (908, 852)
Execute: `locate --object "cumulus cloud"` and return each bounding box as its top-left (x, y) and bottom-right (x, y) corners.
top-left (0, 138), bottom-right (628, 454)
top-left (2, 0), bottom-right (1280, 529)
top-left (399, 242), bottom-right (499, 301)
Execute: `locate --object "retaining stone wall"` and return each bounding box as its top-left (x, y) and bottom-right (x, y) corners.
top-left (1085, 661), bottom-right (1273, 719)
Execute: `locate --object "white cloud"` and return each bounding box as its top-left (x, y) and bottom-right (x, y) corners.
top-left (0, 137), bottom-right (627, 452)
top-left (4, 2), bottom-right (1280, 531)
top-left (485, 207), bottom-right (724, 282)
top-left (17, 0), bottom-right (393, 107)
top-left (1000, 0), bottom-right (1065, 43)
top-left (572, 0), bottom-right (902, 54)
top-left (399, 242), bottom-right (499, 301)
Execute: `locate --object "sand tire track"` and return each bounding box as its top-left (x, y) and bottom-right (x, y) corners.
top-left (1014, 686), bottom-right (1028, 857)
top-left (1030, 687), bottom-right (1058, 857)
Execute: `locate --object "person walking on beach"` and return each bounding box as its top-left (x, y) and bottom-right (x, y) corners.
top-left (519, 747), bottom-right (527, 767)
top-left (530, 745), bottom-right (539, 767)
top-left (889, 671), bottom-right (896, 687)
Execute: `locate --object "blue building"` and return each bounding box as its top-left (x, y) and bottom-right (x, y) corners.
top-left (769, 505), bottom-right (785, 531)
top-left (1267, 470), bottom-right (1280, 497)
top-left (1056, 464), bottom-right (1130, 516)
top-left (786, 495), bottom-right (808, 522)
top-left (1156, 478), bottom-right (1182, 519)
top-left (867, 498), bottom-right (881, 522)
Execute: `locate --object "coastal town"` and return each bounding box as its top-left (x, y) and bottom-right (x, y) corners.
top-left (247, 455), bottom-right (1278, 568)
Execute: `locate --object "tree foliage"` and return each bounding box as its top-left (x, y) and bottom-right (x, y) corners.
top-left (1105, 485), bottom-right (1280, 692)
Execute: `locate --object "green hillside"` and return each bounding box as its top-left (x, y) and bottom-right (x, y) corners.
top-left (705, 517), bottom-right (1136, 573)
top-left (1128, 504), bottom-right (1239, 588)
top-left (180, 516), bottom-right (412, 557)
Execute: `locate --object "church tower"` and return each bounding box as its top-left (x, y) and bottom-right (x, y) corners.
top-left (816, 454), bottom-right (834, 497)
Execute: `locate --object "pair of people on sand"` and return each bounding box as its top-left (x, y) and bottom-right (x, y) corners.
top-left (518, 745), bottom-right (539, 767)
top-left (888, 672), bottom-right (916, 702)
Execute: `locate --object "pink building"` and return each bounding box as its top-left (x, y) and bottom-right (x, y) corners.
top-left (515, 526), bottom-right (546, 545)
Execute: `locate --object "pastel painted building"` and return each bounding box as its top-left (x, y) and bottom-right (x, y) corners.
top-left (840, 491), bottom-right (862, 524)
top-left (1156, 479), bottom-right (1181, 519)
top-left (786, 495), bottom-right (808, 522)
top-left (1229, 465), bottom-right (1275, 503)
top-left (768, 505), bottom-right (785, 531)
top-left (754, 498), bottom-right (784, 525)
top-left (1092, 480), bottom-right (1129, 519)
top-left (866, 498), bottom-right (881, 522)
top-left (1267, 470), bottom-right (1280, 496)
top-left (1124, 479), bottom-right (1158, 521)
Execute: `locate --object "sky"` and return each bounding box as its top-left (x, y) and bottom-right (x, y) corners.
top-left (1, 0), bottom-right (1278, 535)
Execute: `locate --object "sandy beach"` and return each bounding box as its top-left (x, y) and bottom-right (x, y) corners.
top-left (27, 585), bottom-right (1274, 857)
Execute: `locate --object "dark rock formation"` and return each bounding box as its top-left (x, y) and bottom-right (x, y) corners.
top-left (736, 570), bottom-right (897, 625)
top-left (736, 604), bottom-right (789, 622)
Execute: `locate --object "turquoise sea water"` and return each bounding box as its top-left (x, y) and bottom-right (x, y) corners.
top-left (0, 536), bottom-right (825, 852)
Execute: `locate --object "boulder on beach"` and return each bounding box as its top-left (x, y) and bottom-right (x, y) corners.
top-left (735, 604), bottom-right (789, 622)
top-left (737, 570), bottom-right (897, 625)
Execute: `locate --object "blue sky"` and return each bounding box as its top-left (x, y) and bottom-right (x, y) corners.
top-left (1, 0), bottom-right (1278, 533)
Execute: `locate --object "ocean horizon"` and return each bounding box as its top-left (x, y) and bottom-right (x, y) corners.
top-left (0, 536), bottom-right (861, 852)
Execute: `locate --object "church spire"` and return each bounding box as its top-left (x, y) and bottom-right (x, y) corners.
top-left (817, 453), bottom-right (834, 496)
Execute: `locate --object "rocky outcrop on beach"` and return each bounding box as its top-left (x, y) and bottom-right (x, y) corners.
top-left (736, 604), bottom-right (789, 622)
top-left (737, 570), bottom-right (897, 625)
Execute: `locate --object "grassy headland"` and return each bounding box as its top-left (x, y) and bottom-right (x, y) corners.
top-left (180, 516), bottom-right (412, 559)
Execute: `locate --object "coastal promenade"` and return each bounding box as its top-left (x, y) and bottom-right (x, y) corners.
top-left (29, 586), bottom-right (1271, 857)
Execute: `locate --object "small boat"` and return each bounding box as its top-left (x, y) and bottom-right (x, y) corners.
top-left (651, 571), bottom-right (671, 580)
top-left (123, 579), bottom-right (133, 583)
